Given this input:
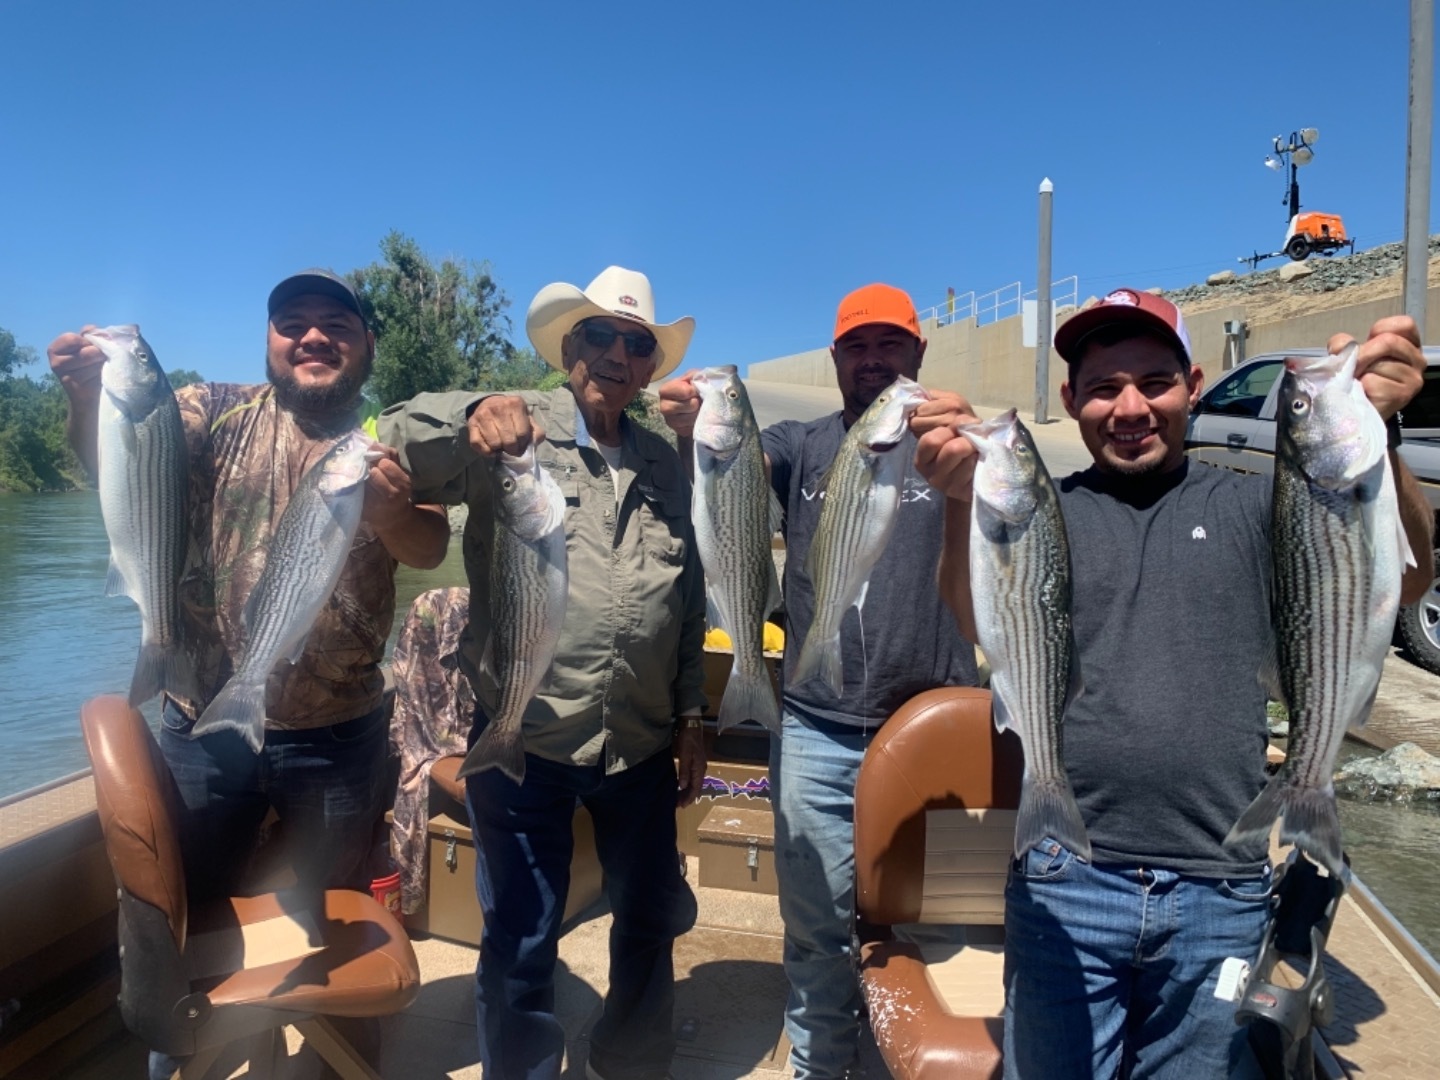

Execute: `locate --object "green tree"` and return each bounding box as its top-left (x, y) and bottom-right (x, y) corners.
top-left (349, 232), bottom-right (512, 407)
top-left (0, 328), bottom-right (83, 491)
top-left (167, 368), bottom-right (204, 389)
top-left (481, 346), bottom-right (551, 391)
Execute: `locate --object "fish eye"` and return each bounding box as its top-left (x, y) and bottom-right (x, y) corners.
top-left (726, 389), bottom-right (738, 400)
top-left (501, 478), bottom-right (515, 492)
top-left (1016, 444), bottom-right (1030, 456)
top-left (1291, 397), bottom-right (1309, 414)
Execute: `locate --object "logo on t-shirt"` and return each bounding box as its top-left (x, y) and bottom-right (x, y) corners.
top-left (1191, 526), bottom-right (1208, 540)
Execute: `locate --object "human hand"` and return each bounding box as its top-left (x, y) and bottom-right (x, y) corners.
top-left (912, 391), bottom-right (981, 502)
top-left (361, 443), bottom-right (415, 532)
top-left (675, 723), bottom-right (706, 808)
top-left (47, 325), bottom-right (107, 403)
top-left (656, 373), bottom-right (700, 439)
top-left (466, 395), bottom-right (545, 457)
top-left (1337, 315), bottom-right (1425, 422)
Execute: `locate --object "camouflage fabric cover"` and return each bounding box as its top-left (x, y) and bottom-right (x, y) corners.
top-left (388, 586), bottom-right (474, 914)
top-left (169, 383), bottom-right (398, 730)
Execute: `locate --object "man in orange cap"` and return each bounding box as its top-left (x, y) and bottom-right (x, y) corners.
top-left (660, 283), bottom-right (980, 1078)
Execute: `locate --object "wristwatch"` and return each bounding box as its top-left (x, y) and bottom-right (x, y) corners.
top-left (676, 715), bottom-right (703, 734)
top-left (1387, 411), bottom-right (1404, 451)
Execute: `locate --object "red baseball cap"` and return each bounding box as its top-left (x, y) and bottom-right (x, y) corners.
top-left (833, 283), bottom-right (922, 342)
top-left (1054, 288), bottom-right (1192, 367)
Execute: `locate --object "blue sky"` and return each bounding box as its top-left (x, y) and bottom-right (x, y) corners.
top-left (1, 1), bottom-right (1432, 384)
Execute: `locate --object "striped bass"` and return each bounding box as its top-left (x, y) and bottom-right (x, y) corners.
top-left (1226, 344), bottom-right (1413, 878)
top-left (192, 430), bottom-right (370, 751)
top-left (962, 409), bottom-right (1090, 861)
top-left (458, 445), bottom-right (568, 783)
top-left (792, 376), bottom-right (929, 697)
top-left (86, 325), bottom-right (194, 706)
top-left (692, 366), bottom-right (783, 732)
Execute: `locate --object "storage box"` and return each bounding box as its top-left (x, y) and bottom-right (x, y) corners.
top-left (676, 759), bottom-right (772, 858)
top-left (697, 804), bottom-right (777, 895)
top-left (401, 805), bottom-right (604, 946)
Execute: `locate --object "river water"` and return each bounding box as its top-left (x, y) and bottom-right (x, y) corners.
top-left (2, 491), bottom-right (1438, 960)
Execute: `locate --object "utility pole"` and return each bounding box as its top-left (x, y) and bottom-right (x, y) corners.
top-left (1035, 178), bottom-right (1053, 424)
top-left (1403, 0), bottom-right (1433, 328)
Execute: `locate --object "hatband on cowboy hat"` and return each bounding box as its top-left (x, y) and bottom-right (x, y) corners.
top-left (526, 265), bottom-right (695, 382)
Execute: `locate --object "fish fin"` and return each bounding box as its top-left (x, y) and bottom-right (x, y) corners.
top-left (705, 588), bottom-right (726, 634)
top-left (1226, 774), bottom-right (1344, 879)
top-left (191, 680), bottom-right (267, 753)
top-left (1396, 507), bottom-right (1417, 569)
top-left (1348, 679), bottom-right (1381, 731)
top-left (1014, 773), bottom-right (1092, 861)
top-left (853, 579), bottom-right (869, 614)
top-left (793, 631), bottom-right (843, 698)
top-left (104, 557), bottom-right (131, 600)
top-left (767, 488), bottom-right (785, 536)
top-left (1257, 641), bottom-right (1285, 706)
top-left (455, 721), bottom-right (526, 784)
top-left (718, 664), bottom-right (781, 733)
top-left (989, 673), bottom-right (1015, 733)
top-left (128, 643), bottom-right (196, 707)
top-left (477, 632), bottom-right (495, 683)
top-left (764, 561), bottom-right (783, 621)
top-left (1064, 641), bottom-right (1085, 714)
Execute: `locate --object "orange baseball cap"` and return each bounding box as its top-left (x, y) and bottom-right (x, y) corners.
top-left (833, 283), bottom-right (921, 343)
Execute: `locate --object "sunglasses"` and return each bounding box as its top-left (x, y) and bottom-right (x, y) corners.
top-left (578, 320), bottom-right (658, 359)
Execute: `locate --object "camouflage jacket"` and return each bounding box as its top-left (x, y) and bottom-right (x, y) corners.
top-left (388, 587), bottom-right (473, 913)
top-left (379, 386), bottom-right (706, 773)
top-left (170, 383), bottom-right (397, 730)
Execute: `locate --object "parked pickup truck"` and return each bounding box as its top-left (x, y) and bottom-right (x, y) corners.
top-left (1186, 347), bottom-right (1440, 676)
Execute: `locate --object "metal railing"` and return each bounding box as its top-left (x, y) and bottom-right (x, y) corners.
top-left (919, 275), bottom-right (1079, 329)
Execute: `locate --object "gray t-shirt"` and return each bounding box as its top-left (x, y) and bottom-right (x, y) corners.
top-left (763, 413), bottom-right (977, 728)
top-left (1059, 461), bottom-right (1272, 877)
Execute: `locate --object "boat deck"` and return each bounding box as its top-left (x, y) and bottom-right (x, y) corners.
top-left (56, 843), bottom-right (1440, 1080)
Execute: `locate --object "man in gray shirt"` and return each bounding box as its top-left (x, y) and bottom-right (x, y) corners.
top-left (915, 291), bottom-right (1433, 1079)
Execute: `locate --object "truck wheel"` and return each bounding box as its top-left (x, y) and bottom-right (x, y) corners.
top-left (1286, 236), bottom-right (1310, 261)
top-left (1398, 547), bottom-right (1440, 676)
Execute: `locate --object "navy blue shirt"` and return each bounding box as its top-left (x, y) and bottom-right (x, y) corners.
top-left (763, 413), bottom-right (977, 728)
top-left (1058, 461), bottom-right (1272, 877)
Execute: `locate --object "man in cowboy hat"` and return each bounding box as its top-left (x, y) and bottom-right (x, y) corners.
top-left (380, 265), bottom-right (706, 1080)
top-left (658, 283), bottom-right (980, 1079)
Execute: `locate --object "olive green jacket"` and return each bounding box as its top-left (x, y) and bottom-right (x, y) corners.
top-left (379, 387), bottom-right (706, 773)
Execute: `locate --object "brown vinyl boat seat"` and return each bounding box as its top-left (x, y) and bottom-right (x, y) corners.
top-left (854, 686), bottom-right (1025, 1080)
top-left (81, 695), bottom-right (420, 1079)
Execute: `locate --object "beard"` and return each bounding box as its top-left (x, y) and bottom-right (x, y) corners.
top-left (267, 352), bottom-right (371, 415)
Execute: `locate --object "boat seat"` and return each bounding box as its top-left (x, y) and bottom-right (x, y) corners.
top-left (853, 686), bottom-right (1024, 1080)
top-left (81, 695), bottom-right (420, 1080)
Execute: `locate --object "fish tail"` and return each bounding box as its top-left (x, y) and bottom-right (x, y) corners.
top-left (127, 642), bottom-right (196, 707)
top-left (1014, 774), bottom-right (1092, 862)
top-left (718, 664), bottom-right (781, 733)
top-left (1227, 775), bottom-right (1345, 878)
top-left (456, 721), bottom-right (526, 785)
top-left (191, 680), bottom-right (267, 753)
top-left (793, 632), bottom-right (844, 698)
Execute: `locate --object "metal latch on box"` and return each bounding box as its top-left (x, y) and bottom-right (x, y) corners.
top-left (444, 829), bottom-right (458, 872)
top-left (747, 838), bottom-right (760, 871)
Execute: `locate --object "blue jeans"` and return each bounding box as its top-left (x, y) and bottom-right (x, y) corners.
top-left (769, 710), bottom-right (877, 1080)
top-left (158, 698), bottom-right (388, 903)
top-left (1003, 841), bottom-right (1272, 1080)
top-left (465, 723), bottom-right (697, 1080)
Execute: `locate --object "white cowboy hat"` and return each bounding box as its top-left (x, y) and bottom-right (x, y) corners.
top-left (525, 265), bottom-right (695, 383)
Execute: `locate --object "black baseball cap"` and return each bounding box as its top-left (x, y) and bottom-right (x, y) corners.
top-left (267, 268), bottom-right (367, 327)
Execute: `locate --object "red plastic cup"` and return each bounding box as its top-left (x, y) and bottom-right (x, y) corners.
top-left (370, 870), bottom-right (403, 923)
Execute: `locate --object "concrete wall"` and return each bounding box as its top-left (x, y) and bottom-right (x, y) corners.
top-left (748, 283), bottom-right (1440, 411)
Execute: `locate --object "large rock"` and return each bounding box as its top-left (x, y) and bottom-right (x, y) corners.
top-left (1334, 742), bottom-right (1440, 805)
top-left (1279, 260), bottom-right (1316, 282)
top-left (1206, 270), bottom-right (1238, 286)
